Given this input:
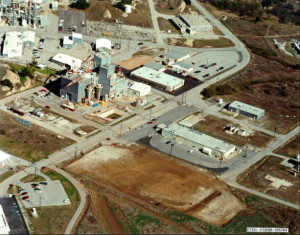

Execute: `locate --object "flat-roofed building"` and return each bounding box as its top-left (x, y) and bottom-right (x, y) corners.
top-left (162, 123), bottom-right (236, 158)
top-left (164, 49), bottom-right (191, 64)
top-left (63, 35), bottom-right (73, 49)
top-left (72, 32), bottom-right (83, 46)
top-left (128, 82), bottom-right (151, 97)
top-left (51, 53), bottom-right (82, 70)
top-left (130, 67), bottom-right (184, 92)
top-left (96, 38), bottom-right (111, 51)
top-left (228, 101), bottom-right (265, 119)
top-left (22, 31), bottom-right (35, 47)
top-left (2, 31), bottom-right (23, 58)
top-left (170, 61), bottom-right (194, 74)
top-left (0, 205), bottom-right (10, 235)
top-left (144, 61), bottom-right (165, 72)
top-left (179, 14), bottom-right (212, 35)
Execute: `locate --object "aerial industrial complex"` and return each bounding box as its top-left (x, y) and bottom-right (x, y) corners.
top-left (0, 0), bottom-right (299, 234)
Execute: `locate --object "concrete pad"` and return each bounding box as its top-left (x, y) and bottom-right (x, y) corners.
top-left (17, 180), bottom-right (70, 208)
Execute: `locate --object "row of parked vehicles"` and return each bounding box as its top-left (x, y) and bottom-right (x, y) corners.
top-left (19, 182), bottom-right (48, 200)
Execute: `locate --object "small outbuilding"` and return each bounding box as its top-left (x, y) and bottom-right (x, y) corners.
top-left (228, 101), bottom-right (265, 120)
top-left (128, 82), bottom-right (151, 97)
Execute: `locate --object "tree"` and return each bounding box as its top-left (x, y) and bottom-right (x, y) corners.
top-left (286, 3), bottom-right (294, 10)
top-left (262, 0), bottom-right (272, 7)
top-left (184, 0), bottom-right (192, 5)
top-left (0, 78), bottom-right (14, 89)
top-left (71, 0), bottom-right (90, 10)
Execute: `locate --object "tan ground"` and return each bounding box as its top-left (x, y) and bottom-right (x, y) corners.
top-left (67, 144), bottom-right (246, 226)
top-left (118, 55), bottom-right (154, 70)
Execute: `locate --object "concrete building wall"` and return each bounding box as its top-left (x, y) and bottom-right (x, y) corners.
top-left (98, 64), bottom-right (115, 96)
top-left (228, 106), bottom-right (264, 119)
top-left (73, 37), bottom-right (82, 46)
top-left (60, 76), bottom-right (88, 103)
top-left (94, 54), bottom-right (111, 68)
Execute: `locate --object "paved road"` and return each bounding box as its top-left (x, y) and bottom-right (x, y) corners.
top-left (147, 0), bottom-right (165, 44)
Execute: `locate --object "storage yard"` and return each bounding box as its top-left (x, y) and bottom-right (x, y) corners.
top-left (66, 144), bottom-right (246, 226)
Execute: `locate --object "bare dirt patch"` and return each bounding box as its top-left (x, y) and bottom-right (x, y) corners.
top-left (165, 38), bottom-right (234, 48)
top-left (86, 0), bottom-right (153, 28)
top-left (238, 155), bottom-right (300, 204)
top-left (274, 134), bottom-right (299, 158)
top-left (192, 115), bottom-right (275, 148)
top-left (67, 144), bottom-right (246, 226)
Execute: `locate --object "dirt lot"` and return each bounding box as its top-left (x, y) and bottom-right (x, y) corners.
top-left (165, 38), bottom-right (234, 48)
top-left (86, 0), bottom-right (153, 28)
top-left (274, 134), bottom-right (299, 158)
top-left (238, 156), bottom-right (300, 204)
top-left (154, 0), bottom-right (199, 15)
top-left (0, 111), bottom-right (75, 162)
top-left (192, 115), bottom-right (274, 148)
top-left (67, 144), bottom-right (245, 226)
top-left (118, 48), bottom-right (163, 70)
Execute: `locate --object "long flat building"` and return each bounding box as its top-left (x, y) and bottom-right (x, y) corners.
top-left (162, 123), bottom-right (236, 158)
top-left (228, 101), bottom-right (265, 119)
top-left (130, 67), bottom-right (184, 92)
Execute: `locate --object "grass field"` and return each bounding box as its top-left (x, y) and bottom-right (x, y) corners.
top-left (0, 171), bottom-right (13, 183)
top-left (165, 38), bottom-right (234, 48)
top-left (20, 174), bottom-right (46, 183)
top-left (192, 115), bottom-right (274, 148)
top-left (29, 168), bottom-right (80, 234)
top-left (0, 111), bottom-right (75, 162)
top-left (157, 17), bottom-right (180, 33)
top-left (238, 155), bottom-right (300, 204)
top-left (274, 134), bottom-right (299, 158)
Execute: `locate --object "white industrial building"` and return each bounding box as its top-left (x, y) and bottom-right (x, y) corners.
top-left (161, 123), bottom-right (236, 158)
top-left (63, 32), bottom-right (83, 48)
top-left (130, 67), bottom-right (184, 92)
top-left (0, 205), bottom-right (10, 235)
top-left (172, 14), bottom-right (213, 35)
top-left (0, 150), bottom-right (11, 169)
top-left (128, 82), bottom-right (151, 97)
top-left (1, 31), bottom-right (23, 58)
top-left (22, 31), bottom-right (35, 47)
top-left (95, 38), bottom-right (111, 51)
top-left (51, 53), bottom-right (82, 70)
top-left (170, 61), bottom-right (194, 74)
top-left (164, 49), bottom-right (191, 64)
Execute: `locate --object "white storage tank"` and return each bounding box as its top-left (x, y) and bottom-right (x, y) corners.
top-left (124, 4), bottom-right (132, 14)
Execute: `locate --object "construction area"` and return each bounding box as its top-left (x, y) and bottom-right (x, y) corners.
top-left (66, 144), bottom-right (246, 227)
top-left (238, 155), bottom-right (300, 205)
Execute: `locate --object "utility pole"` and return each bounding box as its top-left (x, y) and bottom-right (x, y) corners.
top-left (75, 146), bottom-right (78, 157)
top-left (149, 109), bottom-right (152, 120)
top-left (119, 124), bottom-right (123, 137)
top-left (273, 127), bottom-right (277, 137)
top-left (34, 167), bottom-right (37, 175)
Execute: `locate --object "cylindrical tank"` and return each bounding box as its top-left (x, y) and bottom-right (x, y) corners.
top-left (85, 85), bottom-right (93, 102)
top-left (124, 4), bottom-right (132, 14)
top-left (95, 85), bottom-right (103, 100)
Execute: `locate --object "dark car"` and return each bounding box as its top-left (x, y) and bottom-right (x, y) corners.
top-left (195, 71), bottom-right (201, 73)
top-left (39, 182), bottom-right (48, 185)
top-left (151, 118), bottom-right (157, 121)
top-left (22, 196), bottom-right (29, 200)
top-left (147, 121), bottom-right (153, 124)
top-left (31, 183), bottom-right (39, 187)
top-left (9, 184), bottom-right (13, 187)
top-left (21, 192), bottom-right (28, 196)
top-left (166, 141), bottom-right (171, 144)
top-left (138, 42), bottom-right (143, 45)
top-left (45, 105), bottom-right (50, 109)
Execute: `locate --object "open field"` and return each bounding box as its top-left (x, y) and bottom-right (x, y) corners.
top-left (203, 54), bottom-right (299, 134)
top-left (192, 115), bottom-right (274, 148)
top-left (0, 111), bottom-right (75, 162)
top-left (274, 134), bottom-right (299, 158)
top-left (21, 174), bottom-right (45, 183)
top-left (28, 168), bottom-right (80, 234)
top-left (238, 156), bottom-right (300, 204)
top-left (165, 38), bottom-right (234, 48)
top-left (154, 0), bottom-right (199, 15)
top-left (67, 144), bottom-right (245, 226)
top-left (0, 171), bottom-right (14, 183)
top-left (158, 17), bottom-right (180, 33)
top-left (86, 0), bottom-right (153, 28)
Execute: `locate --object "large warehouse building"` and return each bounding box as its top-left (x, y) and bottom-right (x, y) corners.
top-left (161, 123), bottom-right (236, 158)
top-left (130, 67), bottom-right (184, 92)
top-left (228, 101), bottom-right (265, 119)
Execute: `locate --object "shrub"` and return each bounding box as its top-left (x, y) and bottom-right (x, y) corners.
top-left (184, 0), bottom-right (192, 5)
top-left (71, 0), bottom-right (90, 9)
top-left (0, 78), bottom-right (14, 89)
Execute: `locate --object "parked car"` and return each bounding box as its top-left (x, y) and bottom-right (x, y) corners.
top-left (33, 92), bottom-right (39, 96)
top-left (31, 183), bottom-right (39, 186)
top-left (22, 196), bottom-right (29, 200)
top-left (33, 188), bottom-right (42, 193)
top-left (138, 42), bottom-right (143, 45)
top-left (45, 105), bottom-right (50, 109)
top-left (21, 192), bottom-right (28, 196)
top-left (39, 182), bottom-right (48, 185)
top-left (150, 118), bottom-right (157, 121)
top-left (147, 121), bottom-right (153, 124)
top-left (166, 141), bottom-right (171, 144)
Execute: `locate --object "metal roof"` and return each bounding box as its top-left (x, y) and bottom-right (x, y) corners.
top-left (144, 61), bottom-right (165, 71)
top-left (22, 30), bottom-right (35, 43)
top-left (129, 82), bottom-right (151, 92)
top-left (229, 101), bottom-right (265, 116)
top-left (131, 67), bottom-right (184, 88)
top-left (164, 49), bottom-right (190, 60)
top-left (63, 36), bottom-right (73, 45)
top-left (52, 53), bottom-right (82, 69)
top-left (96, 38), bottom-right (111, 50)
top-left (2, 31), bottom-right (23, 58)
top-left (174, 61), bottom-right (193, 70)
top-left (179, 14), bottom-right (212, 27)
top-left (72, 32), bottom-right (82, 39)
top-left (163, 123), bottom-right (236, 154)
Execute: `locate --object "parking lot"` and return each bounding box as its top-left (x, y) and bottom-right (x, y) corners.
top-left (184, 51), bottom-right (241, 82)
top-left (0, 196), bottom-right (29, 234)
top-left (17, 180), bottom-right (70, 208)
top-left (59, 10), bottom-right (87, 35)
